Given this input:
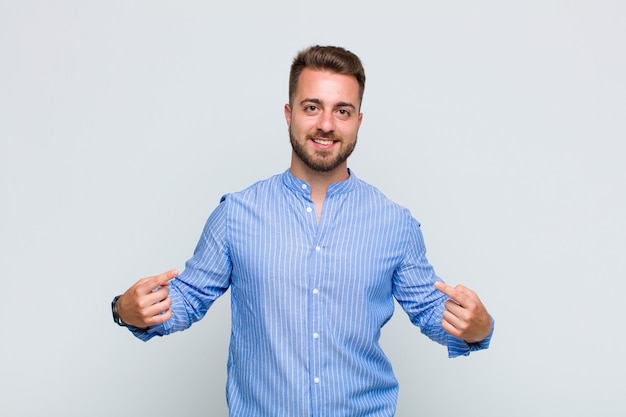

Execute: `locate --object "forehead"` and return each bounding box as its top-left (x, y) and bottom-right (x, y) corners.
top-left (295, 68), bottom-right (360, 103)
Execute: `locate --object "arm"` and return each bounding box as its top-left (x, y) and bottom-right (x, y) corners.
top-left (392, 216), bottom-right (493, 356)
top-left (113, 197), bottom-right (232, 340)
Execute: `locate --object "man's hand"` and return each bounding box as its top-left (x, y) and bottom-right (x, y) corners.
top-left (116, 269), bottom-right (179, 329)
top-left (434, 281), bottom-right (492, 344)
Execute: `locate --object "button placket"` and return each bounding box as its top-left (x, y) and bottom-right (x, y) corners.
top-left (311, 238), bottom-right (323, 392)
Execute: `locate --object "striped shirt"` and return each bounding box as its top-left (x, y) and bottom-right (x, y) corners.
top-left (133, 169), bottom-right (492, 416)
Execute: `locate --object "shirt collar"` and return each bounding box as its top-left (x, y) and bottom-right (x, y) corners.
top-left (281, 168), bottom-right (357, 198)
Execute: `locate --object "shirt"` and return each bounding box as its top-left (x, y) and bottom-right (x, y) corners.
top-left (132, 169), bottom-right (492, 416)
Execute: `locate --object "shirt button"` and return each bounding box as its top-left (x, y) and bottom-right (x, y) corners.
top-left (301, 184), bottom-right (307, 190)
top-left (315, 246), bottom-right (321, 252)
top-left (313, 288), bottom-right (319, 295)
top-left (306, 207), bottom-right (312, 213)
top-left (314, 377), bottom-right (320, 384)
top-left (313, 332), bottom-right (319, 339)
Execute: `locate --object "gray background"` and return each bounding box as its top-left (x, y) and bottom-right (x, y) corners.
top-left (1, 1), bottom-right (625, 416)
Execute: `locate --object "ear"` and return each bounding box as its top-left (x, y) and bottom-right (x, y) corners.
top-left (358, 112), bottom-right (363, 128)
top-left (284, 104), bottom-right (292, 128)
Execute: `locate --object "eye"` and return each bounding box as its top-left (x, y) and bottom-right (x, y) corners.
top-left (337, 108), bottom-right (351, 118)
top-left (304, 105), bottom-right (319, 113)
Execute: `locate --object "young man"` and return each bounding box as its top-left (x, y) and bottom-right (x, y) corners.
top-left (112, 45), bottom-right (493, 416)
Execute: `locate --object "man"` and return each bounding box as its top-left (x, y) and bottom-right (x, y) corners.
top-left (112, 45), bottom-right (494, 416)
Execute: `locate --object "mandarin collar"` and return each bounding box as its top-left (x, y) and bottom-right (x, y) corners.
top-left (281, 168), bottom-right (357, 198)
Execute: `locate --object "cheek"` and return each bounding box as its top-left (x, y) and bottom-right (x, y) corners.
top-left (292, 118), bottom-right (316, 134)
top-left (340, 124), bottom-right (360, 140)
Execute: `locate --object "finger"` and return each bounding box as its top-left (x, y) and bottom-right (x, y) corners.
top-left (441, 298), bottom-right (472, 331)
top-left (443, 294), bottom-right (483, 326)
top-left (442, 308), bottom-right (467, 331)
top-left (434, 281), bottom-right (473, 307)
top-left (149, 269), bottom-right (178, 287)
top-left (440, 317), bottom-right (463, 339)
top-left (118, 279), bottom-right (173, 327)
top-left (443, 299), bottom-right (467, 319)
top-left (142, 285), bottom-right (170, 308)
top-left (434, 281), bottom-right (459, 301)
top-left (148, 305), bottom-right (172, 325)
top-left (442, 310), bottom-right (492, 344)
top-left (127, 293), bottom-right (172, 328)
top-left (138, 269), bottom-right (178, 294)
top-left (143, 295), bottom-right (172, 321)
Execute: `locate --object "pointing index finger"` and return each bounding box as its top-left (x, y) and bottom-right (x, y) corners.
top-left (143, 269), bottom-right (178, 290)
top-left (156, 269), bottom-right (178, 284)
top-left (434, 281), bottom-right (463, 304)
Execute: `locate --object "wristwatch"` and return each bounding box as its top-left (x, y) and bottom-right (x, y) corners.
top-left (111, 295), bottom-right (128, 327)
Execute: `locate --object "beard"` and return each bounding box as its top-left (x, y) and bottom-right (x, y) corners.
top-left (289, 128), bottom-right (357, 172)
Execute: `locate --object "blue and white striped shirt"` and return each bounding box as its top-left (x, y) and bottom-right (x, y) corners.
top-left (133, 169), bottom-right (491, 416)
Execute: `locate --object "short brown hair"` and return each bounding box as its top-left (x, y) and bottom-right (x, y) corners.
top-left (288, 45), bottom-right (366, 108)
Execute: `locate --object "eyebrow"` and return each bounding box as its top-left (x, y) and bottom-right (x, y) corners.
top-left (300, 98), bottom-right (357, 110)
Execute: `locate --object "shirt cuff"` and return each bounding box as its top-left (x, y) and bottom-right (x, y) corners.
top-left (127, 323), bottom-right (166, 342)
top-left (447, 317), bottom-right (495, 358)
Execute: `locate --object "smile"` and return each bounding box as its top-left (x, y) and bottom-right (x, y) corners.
top-left (312, 138), bottom-right (335, 146)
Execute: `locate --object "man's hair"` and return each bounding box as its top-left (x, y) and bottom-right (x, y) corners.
top-left (289, 45), bottom-right (366, 108)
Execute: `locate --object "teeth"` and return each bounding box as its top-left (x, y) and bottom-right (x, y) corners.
top-left (314, 139), bottom-right (333, 146)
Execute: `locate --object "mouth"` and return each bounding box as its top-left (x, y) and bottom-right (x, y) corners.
top-left (310, 137), bottom-right (338, 149)
top-left (313, 138), bottom-right (334, 145)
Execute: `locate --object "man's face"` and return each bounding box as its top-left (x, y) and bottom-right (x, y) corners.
top-left (285, 68), bottom-right (363, 174)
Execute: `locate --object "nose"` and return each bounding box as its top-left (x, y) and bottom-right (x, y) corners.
top-left (316, 110), bottom-right (335, 134)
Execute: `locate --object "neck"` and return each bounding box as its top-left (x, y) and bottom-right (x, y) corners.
top-left (289, 155), bottom-right (349, 196)
top-left (289, 155), bottom-right (349, 222)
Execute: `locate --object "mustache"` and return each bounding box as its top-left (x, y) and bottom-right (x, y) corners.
top-left (306, 130), bottom-right (340, 141)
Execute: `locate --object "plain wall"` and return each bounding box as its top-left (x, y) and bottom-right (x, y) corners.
top-left (1, 1), bottom-right (625, 416)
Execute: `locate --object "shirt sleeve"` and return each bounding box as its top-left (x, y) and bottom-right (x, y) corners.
top-left (392, 214), bottom-right (492, 357)
top-left (129, 197), bottom-right (232, 341)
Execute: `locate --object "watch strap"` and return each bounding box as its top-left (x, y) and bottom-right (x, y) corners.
top-left (111, 295), bottom-right (128, 327)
